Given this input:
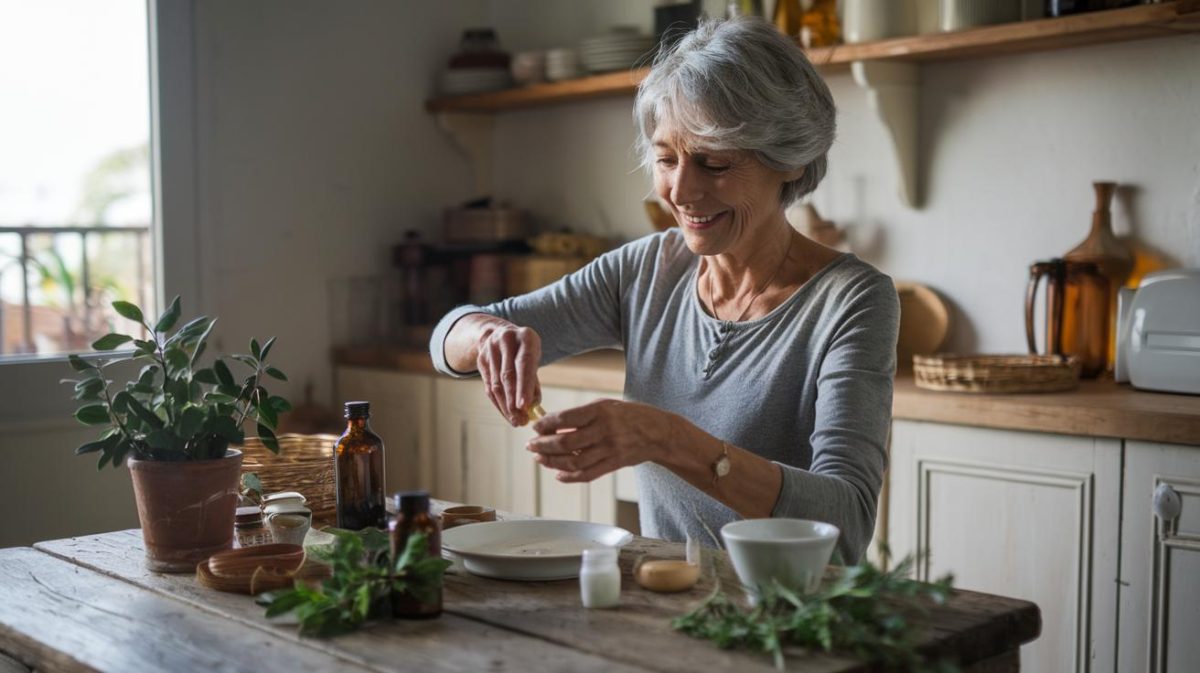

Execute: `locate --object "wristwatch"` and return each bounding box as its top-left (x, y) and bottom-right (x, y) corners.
top-left (711, 441), bottom-right (731, 486)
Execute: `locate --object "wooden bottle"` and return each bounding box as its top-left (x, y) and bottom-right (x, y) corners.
top-left (1063, 181), bottom-right (1133, 373)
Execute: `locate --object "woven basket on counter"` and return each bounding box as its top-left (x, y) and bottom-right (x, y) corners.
top-left (238, 433), bottom-right (338, 523)
top-left (912, 354), bottom-right (1082, 393)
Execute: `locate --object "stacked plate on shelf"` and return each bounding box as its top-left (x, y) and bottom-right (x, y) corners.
top-left (439, 67), bottom-right (512, 95)
top-left (545, 48), bottom-right (580, 81)
top-left (579, 28), bottom-right (656, 74)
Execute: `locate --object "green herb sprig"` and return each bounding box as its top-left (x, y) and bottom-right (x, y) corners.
top-left (260, 527), bottom-right (452, 637)
top-left (672, 553), bottom-right (956, 672)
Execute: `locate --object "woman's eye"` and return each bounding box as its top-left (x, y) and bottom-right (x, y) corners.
top-left (702, 164), bottom-right (731, 173)
top-left (655, 157), bottom-right (677, 167)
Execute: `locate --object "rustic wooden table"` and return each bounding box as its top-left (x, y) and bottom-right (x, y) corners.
top-left (0, 523), bottom-right (1040, 672)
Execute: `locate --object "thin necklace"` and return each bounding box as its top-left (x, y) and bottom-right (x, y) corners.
top-left (707, 234), bottom-right (794, 323)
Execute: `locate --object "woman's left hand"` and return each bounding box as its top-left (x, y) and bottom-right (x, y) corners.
top-left (526, 399), bottom-right (677, 483)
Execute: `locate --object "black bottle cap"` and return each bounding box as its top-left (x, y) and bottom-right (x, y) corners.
top-left (392, 490), bottom-right (430, 514)
top-left (344, 401), bottom-right (370, 418)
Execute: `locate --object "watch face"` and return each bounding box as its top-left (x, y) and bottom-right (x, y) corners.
top-left (715, 455), bottom-right (731, 478)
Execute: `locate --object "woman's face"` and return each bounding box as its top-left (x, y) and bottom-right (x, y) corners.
top-left (651, 123), bottom-right (799, 258)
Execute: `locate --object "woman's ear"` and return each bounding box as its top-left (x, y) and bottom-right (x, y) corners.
top-left (784, 165), bottom-right (806, 182)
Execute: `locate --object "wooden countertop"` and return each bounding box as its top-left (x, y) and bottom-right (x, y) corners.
top-left (892, 376), bottom-right (1200, 446)
top-left (334, 347), bottom-right (1200, 446)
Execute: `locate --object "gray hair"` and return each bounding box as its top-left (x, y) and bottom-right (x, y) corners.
top-left (634, 16), bottom-right (836, 206)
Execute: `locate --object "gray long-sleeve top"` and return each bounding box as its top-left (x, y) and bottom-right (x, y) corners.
top-left (430, 229), bottom-right (899, 563)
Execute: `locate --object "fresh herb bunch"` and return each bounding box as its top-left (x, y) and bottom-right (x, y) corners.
top-left (64, 296), bottom-right (290, 467)
top-left (260, 527), bottom-right (452, 637)
top-left (673, 554), bottom-right (956, 672)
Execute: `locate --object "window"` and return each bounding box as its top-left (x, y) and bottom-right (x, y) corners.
top-left (0, 0), bottom-right (154, 359)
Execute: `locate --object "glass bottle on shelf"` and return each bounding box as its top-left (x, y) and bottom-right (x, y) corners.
top-left (800, 0), bottom-right (842, 48)
top-left (773, 0), bottom-right (803, 37)
top-left (389, 491), bottom-right (443, 619)
top-left (334, 401), bottom-right (386, 530)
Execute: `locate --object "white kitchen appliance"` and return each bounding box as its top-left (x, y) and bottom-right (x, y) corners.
top-left (1114, 268), bottom-right (1200, 395)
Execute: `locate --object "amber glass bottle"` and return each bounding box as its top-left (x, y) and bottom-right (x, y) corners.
top-left (334, 401), bottom-right (385, 530)
top-left (389, 491), bottom-right (442, 619)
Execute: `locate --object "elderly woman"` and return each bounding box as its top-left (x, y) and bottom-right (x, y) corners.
top-left (430, 17), bottom-right (898, 563)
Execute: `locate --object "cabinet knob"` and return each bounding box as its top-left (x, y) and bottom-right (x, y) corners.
top-left (1153, 483), bottom-right (1182, 525)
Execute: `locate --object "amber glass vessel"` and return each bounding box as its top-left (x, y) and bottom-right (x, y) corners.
top-left (334, 401), bottom-right (385, 530)
top-left (1026, 259), bottom-right (1110, 378)
top-left (799, 0), bottom-right (841, 48)
top-left (389, 491), bottom-right (442, 619)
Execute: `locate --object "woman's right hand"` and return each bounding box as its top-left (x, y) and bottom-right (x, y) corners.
top-left (475, 319), bottom-right (542, 426)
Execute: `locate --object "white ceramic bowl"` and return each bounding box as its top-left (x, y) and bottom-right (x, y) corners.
top-left (720, 518), bottom-right (840, 599)
top-left (442, 519), bottom-right (633, 581)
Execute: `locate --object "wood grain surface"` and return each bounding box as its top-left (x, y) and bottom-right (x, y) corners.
top-left (893, 376), bottom-right (1200, 445)
top-left (15, 527), bottom-right (1041, 673)
top-left (0, 547), bottom-right (375, 673)
top-left (32, 531), bottom-right (643, 673)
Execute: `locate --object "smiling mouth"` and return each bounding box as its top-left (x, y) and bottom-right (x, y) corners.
top-left (679, 211), bottom-right (727, 228)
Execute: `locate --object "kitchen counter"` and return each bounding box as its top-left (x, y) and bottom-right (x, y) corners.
top-left (334, 347), bottom-right (1200, 446)
top-left (5, 518), bottom-right (1039, 672)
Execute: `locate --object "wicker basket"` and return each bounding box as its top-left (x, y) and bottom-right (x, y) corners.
top-left (912, 354), bottom-right (1082, 393)
top-left (238, 434), bottom-right (338, 523)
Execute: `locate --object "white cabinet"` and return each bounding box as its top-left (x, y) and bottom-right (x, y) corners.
top-left (433, 378), bottom-right (538, 516)
top-left (335, 367), bottom-right (435, 493)
top-left (535, 386), bottom-right (619, 524)
top-left (889, 420), bottom-right (1121, 673)
top-left (1118, 440), bottom-right (1200, 673)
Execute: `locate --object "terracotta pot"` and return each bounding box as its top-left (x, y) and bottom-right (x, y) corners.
top-left (128, 449), bottom-right (243, 573)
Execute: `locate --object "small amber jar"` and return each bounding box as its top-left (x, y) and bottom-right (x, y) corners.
top-left (388, 491), bottom-right (442, 619)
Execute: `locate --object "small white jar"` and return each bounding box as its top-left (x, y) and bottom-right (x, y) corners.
top-left (579, 547), bottom-right (621, 609)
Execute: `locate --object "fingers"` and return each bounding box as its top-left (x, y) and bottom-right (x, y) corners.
top-left (514, 339), bottom-right (539, 410)
top-left (556, 455), bottom-right (622, 484)
top-left (476, 323), bottom-right (542, 426)
top-left (526, 425), bottom-right (600, 457)
top-left (498, 341), bottom-right (519, 418)
top-left (532, 399), bottom-right (606, 435)
top-left (531, 439), bottom-right (607, 473)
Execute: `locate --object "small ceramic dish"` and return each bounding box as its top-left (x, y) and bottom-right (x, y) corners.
top-left (262, 491), bottom-right (307, 509)
top-left (439, 505), bottom-right (497, 529)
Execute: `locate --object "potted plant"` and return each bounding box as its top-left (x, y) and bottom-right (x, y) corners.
top-left (65, 296), bottom-right (290, 572)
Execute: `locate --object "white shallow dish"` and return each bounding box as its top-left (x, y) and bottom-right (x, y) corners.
top-left (442, 519), bottom-right (633, 581)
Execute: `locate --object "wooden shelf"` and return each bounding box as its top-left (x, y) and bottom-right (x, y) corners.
top-left (425, 1), bottom-right (1200, 113)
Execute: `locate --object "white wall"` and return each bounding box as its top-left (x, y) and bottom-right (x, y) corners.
top-left (192, 0), bottom-right (487, 405)
top-left (486, 5), bottom-right (1200, 353)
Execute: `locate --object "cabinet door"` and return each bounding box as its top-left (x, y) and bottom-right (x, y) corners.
top-left (1119, 441), bottom-right (1200, 673)
top-left (335, 367), bottom-right (434, 493)
top-left (889, 420), bottom-right (1120, 673)
top-left (534, 387), bottom-right (619, 525)
top-left (433, 378), bottom-right (537, 515)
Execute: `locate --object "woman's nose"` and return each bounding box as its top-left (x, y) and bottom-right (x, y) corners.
top-left (670, 163), bottom-right (703, 205)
